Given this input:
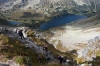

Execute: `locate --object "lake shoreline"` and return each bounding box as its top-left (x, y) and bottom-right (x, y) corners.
top-left (40, 14), bottom-right (87, 30)
top-left (8, 14), bottom-right (87, 30)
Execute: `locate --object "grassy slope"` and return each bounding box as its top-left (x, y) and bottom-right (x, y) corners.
top-left (0, 34), bottom-right (47, 66)
top-left (0, 34), bottom-right (65, 66)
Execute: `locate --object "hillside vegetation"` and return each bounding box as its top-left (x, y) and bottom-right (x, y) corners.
top-left (0, 19), bottom-right (11, 25)
top-left (0, 13), bottom-right (11, 25)
top-left (0, 32), bottom-right (71, 66)
top-left (0, 34), bottom-right (47, 66)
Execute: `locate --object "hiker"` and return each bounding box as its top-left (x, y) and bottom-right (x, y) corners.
top-left (18, 29), bottom-right (24, 39)
top-left (4, 28), bottom-right (8, 34)
top-left (58, 55), bottom-right (64, 64)
top-left (43, 45), bottom-right (48, 51)
top-left (43, 45), bottom-right (49, 57)
top-left (43, 45), bottom-right (51, 62)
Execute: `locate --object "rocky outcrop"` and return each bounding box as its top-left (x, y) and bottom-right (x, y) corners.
top-left (76, 36), bottom-right (100, 64)
top-left (1, 0), bottom-right (100, 16)
top-left (0, 60), bottom-right (19, 66)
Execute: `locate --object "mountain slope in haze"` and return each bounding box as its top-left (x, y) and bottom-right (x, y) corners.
top-left (0, 13), bottom-right (5, 19)
top-left (0, 13), bottom-right (11, 25)
top-left (0, 19), bottom-right (12, 25)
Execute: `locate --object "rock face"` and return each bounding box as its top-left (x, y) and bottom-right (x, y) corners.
top-left (0, 60), bottom-right (20, 66)
top-left (0, 0), bottom-right (100, 15)
top-left (76, 36), bottom-right (100, 63)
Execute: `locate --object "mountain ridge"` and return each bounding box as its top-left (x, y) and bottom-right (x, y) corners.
top-left (1, 0), bottom-right (100, 17)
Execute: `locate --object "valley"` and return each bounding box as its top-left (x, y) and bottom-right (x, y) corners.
top-left (1, 0), bottom-right (100, 66)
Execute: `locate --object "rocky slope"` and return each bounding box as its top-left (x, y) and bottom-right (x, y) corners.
top-left (39, 10), bottom-right (100, 52)
top-left (1, 0), bottom-right (100, 17)
top-left (34, 10), bottom-right (100, 64)
top-left (0, 17), bottom-right (100, 65)
top-left (0, 27), bottom-right (51, 66)
top-left (76, 36), bottom-right (100, 63)
top-left (0, 26), bottom-right (79, 66)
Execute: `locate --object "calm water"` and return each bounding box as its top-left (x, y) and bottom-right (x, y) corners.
top-left (40, 15), bottom-right (87, 30)
top-left (9, 21), bottom-right (22, 25)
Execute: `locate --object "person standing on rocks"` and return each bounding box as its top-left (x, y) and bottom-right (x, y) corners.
top-left (43, 45), bottom-right (48, 55)
top-left (58, 55), bottom-right (64, 64)
top-left (43, 45), bottom-right (50, 60)
top-left (18, 29), bottom-right (24, 39)
top-left (43, 45), bottom-right (48, 51)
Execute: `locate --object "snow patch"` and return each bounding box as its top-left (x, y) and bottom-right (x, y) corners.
top-left (74, 0), bottom-right (87, 5)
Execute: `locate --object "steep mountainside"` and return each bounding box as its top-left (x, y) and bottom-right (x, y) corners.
top-left (1, 0), bottom-right (100, 17)
top-left (0, 13), bottom-right (11, 25)
top-left (40, 11), bottom-right (100, 52)
top-left (0, 19), bottom-right (11, 25)
top-left (0, 34), bottom-right (47, 66)
top-left (0, 27), bottom-right (78, 66)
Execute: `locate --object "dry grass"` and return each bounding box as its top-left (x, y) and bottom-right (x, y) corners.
top-left (74, 43), bottom-right (87, 49)
top-left (56, 42), bottom-right (68, 52)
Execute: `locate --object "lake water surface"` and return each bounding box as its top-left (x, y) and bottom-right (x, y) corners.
top-left (9, 21), bottom-right (22, 25)
top-left (8, 15), bottom-right (87, 30)
top-left (40, 15), bottom-right (87, 30)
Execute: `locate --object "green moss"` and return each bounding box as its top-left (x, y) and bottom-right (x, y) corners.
top-left (15, 56), bottom-right (24, 64)
top-left (0, 34), bottom-right (9, 44)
